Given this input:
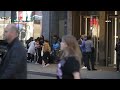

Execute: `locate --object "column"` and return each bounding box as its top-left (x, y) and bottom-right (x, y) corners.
top-left (42, 11), bottom-right (50, 41)
top-left (67, 11), bottom-right (80, 39)
top-left (72, 11), bottom-right (80, 39)
top-left (99, 11), bottom-right (106, 66)
top-left (67, 11), bottom-right (72, 35)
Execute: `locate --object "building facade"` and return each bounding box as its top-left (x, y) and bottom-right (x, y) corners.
top-left (42, 11), bottom-right (120, 66)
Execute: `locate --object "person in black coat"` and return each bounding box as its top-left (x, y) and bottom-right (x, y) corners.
top-left (0, 24), bottom-right (27, 79)
top-left (115, 38), bottom-right (120, 72)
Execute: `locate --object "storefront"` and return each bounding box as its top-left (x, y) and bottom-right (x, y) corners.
top-left (14, 11), bottom-right (34, 40)
top-left (11, 11), bottom-right (33, 46)
top-left (0, 11), bottom-right (11, 40)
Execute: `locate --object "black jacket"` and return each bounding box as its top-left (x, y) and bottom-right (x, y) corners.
top-left (0, 38), bottom-right (27, 79)
top-left (115, 41), bottom-right (120, 55)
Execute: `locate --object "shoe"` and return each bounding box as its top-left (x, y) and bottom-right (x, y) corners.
top-left (81, 66), bottom-right (87, 69)
top-left (92, 69), bottom-right (97, 71)
top-left (45, 64), bottom-right (50, 67)
top-left (35, 62), bottom-right (39, 64)
top-left (87, 69), bottom-right (91, 71)
top-left (116, 70), bottom-right (119, 72)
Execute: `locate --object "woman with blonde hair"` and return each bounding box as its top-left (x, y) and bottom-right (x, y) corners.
top-left (57, 35), bottom-right (82, 79)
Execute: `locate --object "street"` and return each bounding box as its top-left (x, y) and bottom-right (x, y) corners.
top-left (27, 63), bottom-right (120, 79)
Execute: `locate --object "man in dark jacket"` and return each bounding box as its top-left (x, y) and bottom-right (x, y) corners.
top-left (0, 24), bottom-right (27, 79)
top-left (115, 39), bottom-right (120, 72)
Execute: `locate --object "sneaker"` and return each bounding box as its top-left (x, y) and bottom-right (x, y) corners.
top-left (81, 66), bottom-right (87, 69)
top-left (116, 70), bottom-right (119, 72)
top-left (87, 69), bottom-right (91, 71)
top-left (45, 64), bottom-right (50, 67)
top-left (92, 69), bottom-right (97, 71)
top-left (35, 62), bottom-right (39, 64)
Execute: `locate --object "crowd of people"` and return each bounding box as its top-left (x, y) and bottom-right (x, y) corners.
top-left (26, 35), bottom-right (61, 67)
top-left (0, 24), bottom-right (120, 79)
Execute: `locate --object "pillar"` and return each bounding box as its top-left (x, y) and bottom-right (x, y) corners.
top-left (99, 11), bottom-right (106, 66)
top-left (72, 11), bottom-right (80, 39)
top-left (67, 11), bottom-right (80, 39)
top-left (42, 11), bottom-right (50, 41)
top-left (67, 11), bottom-right (72, 35)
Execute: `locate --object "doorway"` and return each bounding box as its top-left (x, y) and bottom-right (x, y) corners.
top-left (81, 15), bottom-right (100, 65)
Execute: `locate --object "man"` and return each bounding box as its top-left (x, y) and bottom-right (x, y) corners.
top-left (115, 39), bottom-right (120, 72)
top-left (0, 24), bottom-right (27, 79)
top-left (85, 35), bottom-right (97, 71)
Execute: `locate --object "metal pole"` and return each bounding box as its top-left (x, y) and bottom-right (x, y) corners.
top-left (96, 17), bottom-right (99, 65)
top-left (114, 11), bottom-right (117, 65)
top-left (106, 14), bottom-right (109, 67)
top-left (85, 18), bottom-right (87, 36)
top-left (4, 11), bottom-right (5, 28)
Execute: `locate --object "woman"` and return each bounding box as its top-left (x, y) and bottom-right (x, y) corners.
top-left (57, 35), bottom-right (82, 79)
top-left (42, 40), bottom-right (51, 67)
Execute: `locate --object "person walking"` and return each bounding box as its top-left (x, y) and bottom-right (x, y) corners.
top-left (57, 35), bottom-right (82, 79)
top-left (0, 24), bottom-right (27, 79)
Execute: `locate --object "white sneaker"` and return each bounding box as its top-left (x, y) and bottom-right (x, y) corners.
top-left (45, 64), bottom-right (50, 67)
top-left (81, 66), bottom-right (87, 69)
top-left (35, 62), bottom-right (39, 64)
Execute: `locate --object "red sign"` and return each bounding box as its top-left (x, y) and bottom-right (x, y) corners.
top-left (18, 11), bottom-right (23, 21)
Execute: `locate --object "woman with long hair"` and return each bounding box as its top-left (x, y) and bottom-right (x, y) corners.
top-left (57, 35), bottom-right (82, 79)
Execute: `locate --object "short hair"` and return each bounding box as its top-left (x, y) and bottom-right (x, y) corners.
top-left (8, 24), bottom-right (20, 36)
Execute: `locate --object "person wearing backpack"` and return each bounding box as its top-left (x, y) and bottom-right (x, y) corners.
top-left (115, 38), bottom-right (120, 72)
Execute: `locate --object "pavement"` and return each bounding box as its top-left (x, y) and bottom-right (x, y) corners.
top-left (27, 63), bottom-right (120, 79)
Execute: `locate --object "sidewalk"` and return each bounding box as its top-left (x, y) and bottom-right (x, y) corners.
top-left (27, 63), bottom-right (120, 79)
